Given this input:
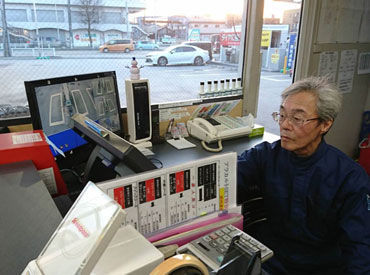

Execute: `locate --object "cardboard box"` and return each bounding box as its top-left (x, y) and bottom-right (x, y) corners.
top-left (0, 130), bottom-right (67, 195)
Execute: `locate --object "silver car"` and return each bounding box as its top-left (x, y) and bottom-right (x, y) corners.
top-left (146, 45), bottom-right (210, 66)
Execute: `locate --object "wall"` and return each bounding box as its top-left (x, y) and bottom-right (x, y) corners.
top-left (366, 86), bottom-right (370, 109)
top-left (295, 0), bottom-right (370, 157)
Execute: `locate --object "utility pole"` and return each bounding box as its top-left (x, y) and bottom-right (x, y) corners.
top-left (125, 1), bottom-right (130, 39)
top-left (1, 0), bottom-right (11, 57)
top-left (55, 3), bottom-right (60, 41)
top-left (32, 1), bottom-right (41, 56)
top-left (67, 0), bottom-right (74, 48)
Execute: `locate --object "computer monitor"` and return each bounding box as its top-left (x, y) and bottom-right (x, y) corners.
top-left (25, 71), bottom-right (123, 156)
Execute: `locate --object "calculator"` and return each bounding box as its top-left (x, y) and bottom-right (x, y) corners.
top-left (177, 224), bottom-right (273, 271)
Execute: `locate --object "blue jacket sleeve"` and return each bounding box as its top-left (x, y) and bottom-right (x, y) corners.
top-left (237, 141), bottom-right (271, 204)
top-left (337, 170), bottom-right (370, 274)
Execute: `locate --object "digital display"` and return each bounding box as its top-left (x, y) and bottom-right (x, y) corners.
top-left (25, 72), bottom-right (123, 156)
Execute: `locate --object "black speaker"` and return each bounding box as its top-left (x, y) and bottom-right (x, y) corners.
top-left (125, 79), bottom-right (152, 143)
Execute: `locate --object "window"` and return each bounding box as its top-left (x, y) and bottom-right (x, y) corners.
top-left (183, 47), bottom-right (196, 52)
top-left (6, 9), bottom-right (28, 22)
top-left (254, 0), bottom-right (302, 135)
top-left (32, 10), bottom-right (64, 23)
top-left (71, 11), bottom-right (84, 23)
top-left (270, 31), bottom-right (281, 48)
top-left (101, 12), bottom-right (122, 24)
top-left (0, 0), bottom-right (302, 130)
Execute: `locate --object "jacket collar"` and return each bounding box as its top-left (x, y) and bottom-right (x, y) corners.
top-left (285, 139), bottom-right (328, 168)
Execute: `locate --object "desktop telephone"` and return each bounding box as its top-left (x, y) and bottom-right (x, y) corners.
top-left (187, 115), bottom-right (254, 152)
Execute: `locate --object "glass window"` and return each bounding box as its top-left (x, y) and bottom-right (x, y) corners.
top-left (32, 10), bottom-right (64, 23)
top-left (6, 9), bottom-right (28, 22)
top-left (255, 0), bottom-right (302, 135)
top-left (183, 47), bottom-right (195, 52)
top-left (0, 0), bottom-right (303, 125)
top-left (71, 11), bottom-right (84, 23)
top-left (101, 12), bottom-right (122, 24)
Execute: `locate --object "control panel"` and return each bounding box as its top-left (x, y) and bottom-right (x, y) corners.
top-left (98, 152), bottom-right (237, 236)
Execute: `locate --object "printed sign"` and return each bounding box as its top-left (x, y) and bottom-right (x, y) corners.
top-left (287, 33), bottom-right (297, 69)
top-left (261, 30), bottom-right (272, 47)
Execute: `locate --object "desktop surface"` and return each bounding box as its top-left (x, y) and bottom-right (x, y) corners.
top-left (152, 132), bottom-right (280, 168)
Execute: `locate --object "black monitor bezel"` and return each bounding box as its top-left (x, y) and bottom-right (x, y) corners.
top-left (25, 71), bottom-right (124, 139)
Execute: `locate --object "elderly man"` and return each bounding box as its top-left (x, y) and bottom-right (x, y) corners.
top-left (237, 77), bottom-right (370, 274)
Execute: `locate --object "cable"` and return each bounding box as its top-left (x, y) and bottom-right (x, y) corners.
top-left (60, 168), bottom-right (83, 184)
top-left (201, 139), bottom-right (223, 152)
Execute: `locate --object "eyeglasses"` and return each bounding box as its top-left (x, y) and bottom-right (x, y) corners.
top-left (272, 112), bottom-right (321, 127)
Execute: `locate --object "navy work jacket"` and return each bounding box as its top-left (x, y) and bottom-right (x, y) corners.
top-left (237, 139), bottom-right (370, 274)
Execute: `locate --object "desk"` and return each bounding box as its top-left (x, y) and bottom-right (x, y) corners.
top-left (152, 132), bottom-right (280, 168)
top-left (0, 160), bottom-right (62, 275)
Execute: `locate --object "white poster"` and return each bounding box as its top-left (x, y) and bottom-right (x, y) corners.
top-left (337, 49), bottom-right (357, 94)
top-left (318, 51), bottom-right (338, 83)
top-left (358, 52), bottom-right (370, 75)
top-left (73, 31), bottom-right (100, 47)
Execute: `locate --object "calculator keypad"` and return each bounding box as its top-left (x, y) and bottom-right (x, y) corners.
top-left (189, 224), bottom-right (273, 266)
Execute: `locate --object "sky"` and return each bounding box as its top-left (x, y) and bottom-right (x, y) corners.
top-left (133, 0), bottom-right (301, 20)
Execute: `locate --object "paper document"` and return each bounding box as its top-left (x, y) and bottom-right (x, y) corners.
top-left (137, 147), bottom-right (155, 156)
top-left (167, 138), bottom-right (196, 150)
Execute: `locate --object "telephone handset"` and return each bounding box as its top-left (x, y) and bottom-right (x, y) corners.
top-left (193, 117), bottom-right (219, 136)
top-left (187, 115), bottom-right (254, 152)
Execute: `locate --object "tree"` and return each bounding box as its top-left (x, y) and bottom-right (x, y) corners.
top-left (78, 0), bottom-right (100, 48)
top-left (1, 0), bottom-right (11, 56)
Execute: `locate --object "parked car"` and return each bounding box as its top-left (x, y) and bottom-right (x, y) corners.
top-left (145, 45), bottom-right (210, 66)
top-left (135, 40), bottom-right (159, 50)
top-left (99, 39), bottom-right (134, 53)
top-left (161, 35), bottom-right (176, 45)
top-left (182, 41), bottom-right (213, 60)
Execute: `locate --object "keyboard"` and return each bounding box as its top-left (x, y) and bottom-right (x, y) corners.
top-left (177, 224), bottom-right (273, 271)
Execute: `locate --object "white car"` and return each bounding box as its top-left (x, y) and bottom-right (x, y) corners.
top-left (145, 45), bottom-right (210, 66)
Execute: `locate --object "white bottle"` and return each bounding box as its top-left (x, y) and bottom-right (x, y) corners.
top-left (225, 79), bottom-right (230, 95)
top-left (213, 80), bottom-right (218, 97)
top-left (207, 81), bottom-right (213, 97)
top-left (199, 81), bottom-right (205, 97)
top-left (220, 80), bottom-right (225, 91)
top-left (237, 77), bottom-right (242, 95)
top-left (231, 78), bottom-right (236, 90)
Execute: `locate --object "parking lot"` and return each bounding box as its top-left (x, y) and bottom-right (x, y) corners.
top-left (0, 49), bottom-right (292, 134)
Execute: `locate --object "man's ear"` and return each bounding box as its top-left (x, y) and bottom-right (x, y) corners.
top-left (320, 119), bottom-right (333, 134)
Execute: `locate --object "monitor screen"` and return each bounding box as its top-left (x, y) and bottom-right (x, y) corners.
top-left (25, 71), bottom-right (123, 156)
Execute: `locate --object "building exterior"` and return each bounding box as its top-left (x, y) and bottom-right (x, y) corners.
top-left (135, 15), bottom-right (227, 43)
top-left (1, 0), bottom-right (145, 48)
top-left (186, 17), bottom-right (227, 41)
top-left (282, 8), bottom-right (300, 33)
top-left (263, 17), bottom-right (280, 24)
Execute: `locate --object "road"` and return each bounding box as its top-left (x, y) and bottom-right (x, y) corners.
top-left (0, 49), bottom-right (292, 134)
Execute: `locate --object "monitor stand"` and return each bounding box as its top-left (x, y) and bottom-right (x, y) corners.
top-left (83, 145), bottom-right (136, 184)
top-left (72, 114), bottom-right (157, 184)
